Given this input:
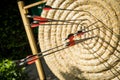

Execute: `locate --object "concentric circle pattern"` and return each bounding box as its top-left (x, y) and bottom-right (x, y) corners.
top-left (38, 0), bottom-right (120, 80)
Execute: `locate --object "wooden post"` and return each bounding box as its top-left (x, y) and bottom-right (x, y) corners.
top-left (17, 1), bottom-right (45, 80)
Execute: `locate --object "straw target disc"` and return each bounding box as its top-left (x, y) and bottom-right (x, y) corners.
top-left (38, 0), bottom-right (120, 80)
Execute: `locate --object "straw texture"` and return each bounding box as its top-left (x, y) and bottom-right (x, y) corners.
top-left (38, 0), bottom-right (120, 80)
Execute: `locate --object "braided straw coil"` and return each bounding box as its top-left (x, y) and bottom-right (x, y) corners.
top-left (38, 0), bottom-right (120, 80)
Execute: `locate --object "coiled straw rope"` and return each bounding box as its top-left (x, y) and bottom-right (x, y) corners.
top-left (38, 0), bottom-right (120, 80)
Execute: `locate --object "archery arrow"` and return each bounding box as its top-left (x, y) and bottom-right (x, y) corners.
top-left (27, 15), bottom-right (48, 21)
top-left (14, 27), bottom-right (98, 66)
top-left (30, 23), bottom-right (77, 28)
top-left (38, 5), bottom-right (84, 11)
top-left (64, 28), bottom-right (98, 46)
top-left (27, 15), bottom-right (83, 27)
top-left (14, 35), bottom-right (97, 67)
top-left (27, 15), bottom-right (87, 22)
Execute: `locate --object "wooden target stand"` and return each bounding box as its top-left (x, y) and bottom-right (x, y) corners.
top-left (17, 0), bottom-right (47, 80)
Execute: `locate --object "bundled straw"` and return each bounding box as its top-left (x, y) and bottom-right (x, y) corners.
top-left (38, 0), bottom-right (120, 80)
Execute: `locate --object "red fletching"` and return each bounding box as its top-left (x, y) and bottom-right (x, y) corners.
top-left (31, 16), bottom-right (49, 27)
top-left (27, 55), bottom-right (38, 65)
top-left (69, 41), bottom-right (75, 46)
top-left (67, 34), bottom-right (74, 41)
top-left (65, 31), bottom-right (85, 46)
top-left (67, 34), bottom-right (75, 46)
top-left (43, 5), bottom-right (52, 11)
top-left (43, 7), bottom-right (52, 11)
top-left (31, 23), bottom-right (39, 28)
top-left (39, 21), bottom-right (47, 24)
top-left (33, 16), bottom-right (48, 21)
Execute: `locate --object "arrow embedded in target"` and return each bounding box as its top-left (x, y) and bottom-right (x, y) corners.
top-left (13, 35), bottom-right (97, 66)
top-left (27, 15), bottom-right (81, 28)
top-left (27, 15), bottom-right (99, 28)
top-left (38, 5), bottom-right (84, 11)
top-left (27, 15), bottom-right (83, 23)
